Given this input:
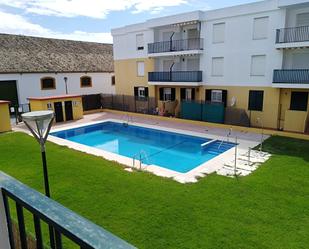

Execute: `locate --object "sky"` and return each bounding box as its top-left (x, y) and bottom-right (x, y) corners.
top-left (0, 0), bottom-right (261, 43)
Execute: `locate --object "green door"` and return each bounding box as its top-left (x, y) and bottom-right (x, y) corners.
top-left (0, 81), bottom-right (19, 106)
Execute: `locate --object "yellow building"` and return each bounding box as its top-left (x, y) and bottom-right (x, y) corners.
top-left (0, 100), bottom-right (11, 132)
top-left (28, 95), bottom-right (83, 123)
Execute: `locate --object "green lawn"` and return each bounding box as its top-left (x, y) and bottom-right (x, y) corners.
top-left (0, 132), bottom-right (308, 249)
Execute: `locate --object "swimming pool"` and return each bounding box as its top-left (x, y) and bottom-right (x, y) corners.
top-left (51, 121), bottom-right (235, 173)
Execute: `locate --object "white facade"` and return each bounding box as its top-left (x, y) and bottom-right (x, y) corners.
top-left (112, 0), bottom-right (309, 88)
top-left (0, 72), bottom-right (115, 104)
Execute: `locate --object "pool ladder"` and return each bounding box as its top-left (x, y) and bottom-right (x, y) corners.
top-left (132, 150), bottom-right (150, 170)
top-left (218, 128), bottom-right (232, 149)
top-left (123, 114), bottom-right (133, 127)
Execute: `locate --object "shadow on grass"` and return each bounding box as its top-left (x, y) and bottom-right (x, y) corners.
top-left (262, 135), bottom-right (309, 162)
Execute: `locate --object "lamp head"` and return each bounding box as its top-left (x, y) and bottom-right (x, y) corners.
top-left (22, 111), bottom-right (54, 141)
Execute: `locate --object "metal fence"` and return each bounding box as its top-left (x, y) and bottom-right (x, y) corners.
top-left (148, 38), bottom-right (203, 53)
top-left (82, 94), bottom-right (102, 111)
top-left (273, 69), bottom-right (309, 84)
top-left (148, 71), bottom-right (202, 82)
top-left (276, 26), bottom-right (309, 43)
top-left (9, 103), bottom-right (31, 124)
top-left (101, 94), bottom-right (157, 114)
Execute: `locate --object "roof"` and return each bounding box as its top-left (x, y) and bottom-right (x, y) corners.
top-left (28, 94), bottom-right (82, 101)
top-left (0, 34), bottom-right (114, 73)
top-left (0, 100), bottom-right (10, 104)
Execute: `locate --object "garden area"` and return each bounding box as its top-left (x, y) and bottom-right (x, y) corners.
top-left (0, 132), bottom-right (308, 249)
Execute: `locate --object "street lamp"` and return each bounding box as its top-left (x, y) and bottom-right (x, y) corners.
top-left (22, 110), bottom-right (54, 197)
top-left (64, 77), bottom-right (68, 94)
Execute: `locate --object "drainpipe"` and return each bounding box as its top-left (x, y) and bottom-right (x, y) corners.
top-left (169, 62), bottom-right (175, 82)
top-left (169, 32), bottom-right (175, 51)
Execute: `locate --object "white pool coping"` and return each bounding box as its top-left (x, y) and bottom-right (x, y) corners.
top-left (47, 118), bottom-right (267, 183)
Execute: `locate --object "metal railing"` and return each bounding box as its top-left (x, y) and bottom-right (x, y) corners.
top-left (276, 26), bottom-right (309, 43)
top-left (148, 38), bottom-right (203, 54)
top-left (148, 71), bottom-right (202, 82)
top-left (0, 172), bottom-right (135, 249)
top-left (273, 69), bottom-right (309, 84)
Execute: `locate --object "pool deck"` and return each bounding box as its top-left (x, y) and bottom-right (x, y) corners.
top-left (14, 112), bottom-right (271, 183)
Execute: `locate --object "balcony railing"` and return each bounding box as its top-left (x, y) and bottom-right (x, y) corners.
top-left (148, 71), bottom-right (202, 82)
top-left (276, 26), bottom-right (309, 43)
top-left (148, 38), bottom-right (203, 54)
top-left (0, 172), bottom-right (135, 249)
top-left (273, 69), bottom-right (309, 84)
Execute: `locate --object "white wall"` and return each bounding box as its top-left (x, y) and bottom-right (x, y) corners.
top-left (0, 72), bottom-right (115, 104)
top-left (201, 8), bottom-right (285, 87)
top-left (113, 30), bottom-right (153, 60)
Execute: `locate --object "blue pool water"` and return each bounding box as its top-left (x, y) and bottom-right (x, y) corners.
top-left (51, 122), bottom-right (235, 173)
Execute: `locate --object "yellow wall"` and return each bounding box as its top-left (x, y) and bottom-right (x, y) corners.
top-left (200, 86), bottom-right (280, 129)
top-left (114, 58), bottom-right (155, 97)
top-left (29, 97), bottom-right (83, 121)
top-left (284, 110), bottom-right (307, 133)
top-left (0, 102), bottom-right (11, 132)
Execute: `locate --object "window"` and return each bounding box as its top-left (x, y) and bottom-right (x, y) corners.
top-left (248, 90), bottom-right (264, 111)
top-left (41, 77), bottom-right (55, 90)
top-left (205, 89), bottom-right (227, 107)
top-left (111, 75), bottom-right (115, 85)
top-left (47, 103), bottom-right (52, 110)
top-left (212, 57), bottom-right (224, 76)
top-left (159, 87), bottom-right (175, 101)
top-left (134, 86), bottom-right (148, 100)
top-left (137, 61), bottom-right (145, 76)
top-left (290, 91), bottom-right (308, 111)
top-left (80, 76), bottom-right (92, 87)
top-left (297, 13), bottom-right (309, 27)
top-left (253, 17), bottom-right (269, 40)
top-left (136, 34), bottom-right (144, 50)
top-left (180, 88), bottom-right (195, 101)
top-left (213, 23), bottom-right (225, 43)
top-left (211, 90), bottom-right (223, 102)
top-left (251, 55), bottom-right (266, 76)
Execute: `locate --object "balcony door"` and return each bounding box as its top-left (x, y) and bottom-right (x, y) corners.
top-left (188, 29), bottom-right (199, 49)
top-left (292, 52), bottom-right (309, 69)
top-left (297, 13), bottom-right (309, 27)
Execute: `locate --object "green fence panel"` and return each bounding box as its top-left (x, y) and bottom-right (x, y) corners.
top-left (181, 101), bottom-right (202, 121)
top-left (202, 103), bottom-right (225, 123)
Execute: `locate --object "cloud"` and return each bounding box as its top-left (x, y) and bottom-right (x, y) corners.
top-left (0, 10), bottom-right (113, 43)
top-left (0, 0), bottom-right (188, 19)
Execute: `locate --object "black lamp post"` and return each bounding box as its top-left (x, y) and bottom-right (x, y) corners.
top-left (22, 110), bottom-right (56, 247)
top-left (64, 77), bottom-right (68, 95)
top-left (21, 111), bottom-right (54, 197)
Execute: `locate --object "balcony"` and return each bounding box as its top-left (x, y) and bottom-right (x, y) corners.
top-left (0, 172), bottom-right (135, 249)
top-left (148, 71), bottom-right (202, 86)
top-left (148, 38), bottom-right (203, 56)
top-left (275, 26), bottom-right (309, 48)
top-left (273, 69), bottom-right (309, 87)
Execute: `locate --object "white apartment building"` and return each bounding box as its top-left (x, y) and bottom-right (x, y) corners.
top-left (112, 0), bottom-right (309, 133)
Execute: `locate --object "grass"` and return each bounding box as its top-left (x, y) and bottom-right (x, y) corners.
top-left (0, 132), bottom-right (308, 249)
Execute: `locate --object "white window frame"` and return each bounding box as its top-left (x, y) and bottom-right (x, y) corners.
top-left (136, 34), bottom-right (144, 50)
top-left (253, 16), bottom-right (269, 40)
top-left (211, 90), bottom-right (223, 102)
top-left (138, 87), bottom-right (146, 98)
top-left (185, 88), bottom-right (192, 101)
top-left (251, 55), bottom-right (266, 76)
top-left (137, 61), bottom-right (145, 77)
top-left (163, 88), bottom-right (172, 101)
top-left (212, 57), bottom-right (224, 77)
top-left (212, 22), bottom-right (225, 44)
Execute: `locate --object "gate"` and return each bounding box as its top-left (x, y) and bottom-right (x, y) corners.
top-left (181, 100), bottom-right (225, 123)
